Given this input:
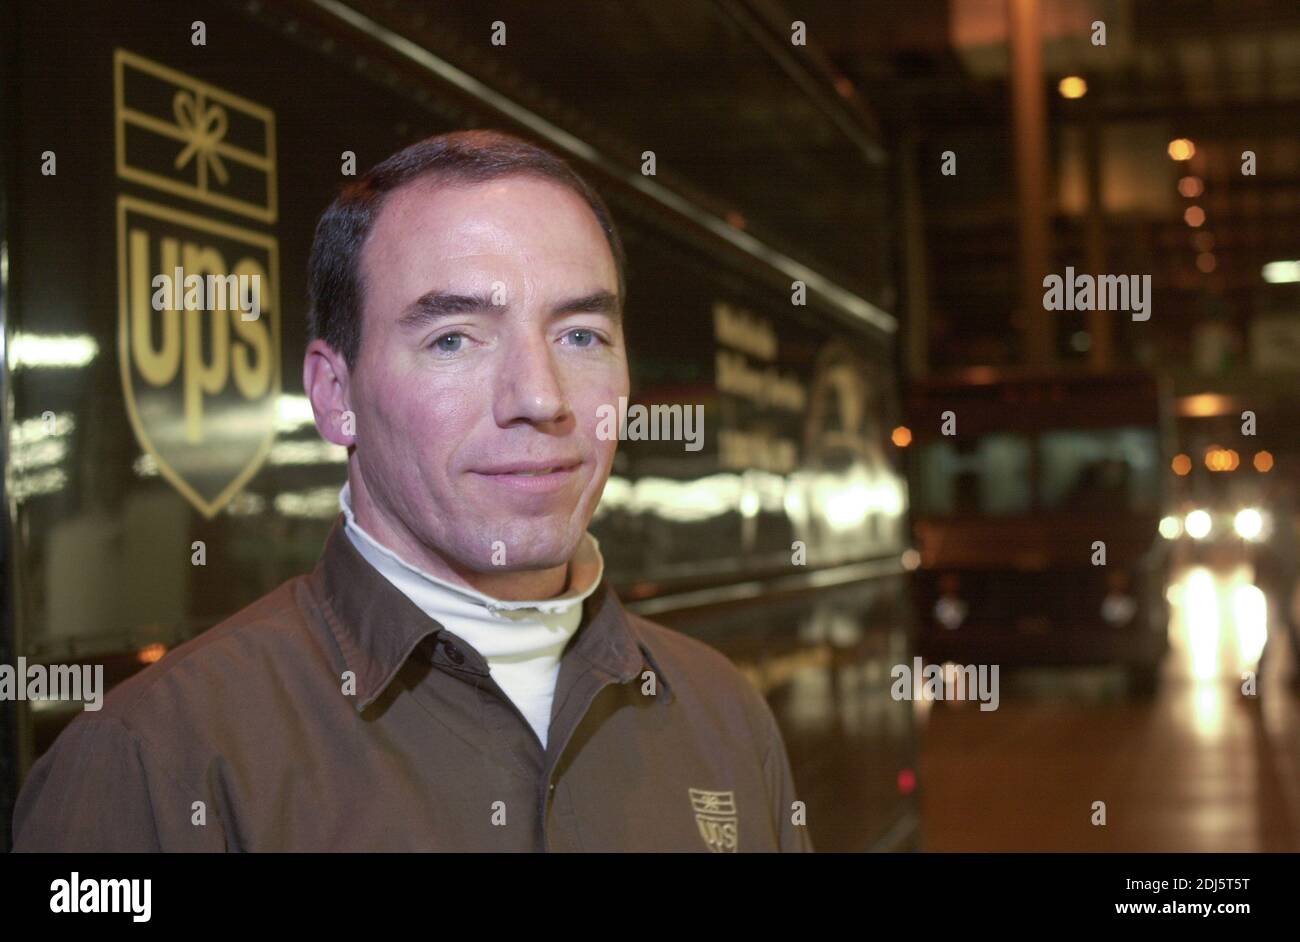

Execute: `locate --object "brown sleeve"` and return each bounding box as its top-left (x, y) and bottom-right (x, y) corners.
top-left (11, 714), bottom-right (226, 852)
top-left (758, 699), bottom-right (815, 853)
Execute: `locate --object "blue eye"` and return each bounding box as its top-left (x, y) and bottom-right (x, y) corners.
top-left (433, 333), bottom-right (463, 352)
top-left (567, 329), bottom-right (600, 347)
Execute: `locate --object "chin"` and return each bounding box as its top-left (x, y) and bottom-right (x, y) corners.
top-left (453, 517), bottom-right (576, 570)
top-left (504, 528), bottom-right (582, 570)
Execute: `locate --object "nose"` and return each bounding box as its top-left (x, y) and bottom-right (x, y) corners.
top-left (492, 330), bottom-right (571, 428)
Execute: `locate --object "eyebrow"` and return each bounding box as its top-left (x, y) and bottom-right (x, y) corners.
top-left (397, 289), bottom-right (622, 329)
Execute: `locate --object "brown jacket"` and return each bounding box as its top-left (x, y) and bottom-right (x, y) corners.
top-left (12, 517), bottom-right (813, 852)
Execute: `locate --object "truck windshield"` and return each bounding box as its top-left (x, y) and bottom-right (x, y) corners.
top-left (916, 426), bottom-right (1160, 516)
top-left (1038, 428), bottom-right (1160, 513)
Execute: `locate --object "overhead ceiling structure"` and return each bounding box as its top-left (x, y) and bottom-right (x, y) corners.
top-left (811, 0), bottom-right (1300, 374)
top-left (278, 0), bottom-right (1297, 381)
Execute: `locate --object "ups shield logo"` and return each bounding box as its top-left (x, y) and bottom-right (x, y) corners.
top-left (114, 50), bottom-right (280, 518)
top-left (117, 197), bottom-right (281, 517)
top-left (689, 788), bottom-right (739, 853)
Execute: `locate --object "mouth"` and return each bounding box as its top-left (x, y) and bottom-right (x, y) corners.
top-left (474, 459), bottom-right (582, 476)
top-left (470, 460), bottom-right (583, 493)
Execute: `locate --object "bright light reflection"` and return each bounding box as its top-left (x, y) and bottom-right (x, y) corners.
top-left (1191, 684), bottom-right (1225, 739)
top-left (1181, 567), bottom-right (1220, 680)
top-left (276, 394), bottom-right (317, 432)
top-left (8, 333), bottom-right (99, 370)
top-left (1233, 583), bottom-right (1268, 669)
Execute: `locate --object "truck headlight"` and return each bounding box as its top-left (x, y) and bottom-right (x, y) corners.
top-left (1185, 509), bottom-right (1212, 540)
top-left (1234, 508), bottom-right (1264, 541)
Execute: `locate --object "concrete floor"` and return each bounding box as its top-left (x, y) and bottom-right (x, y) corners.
top-left (919, 563), bottom-right (1300, 851)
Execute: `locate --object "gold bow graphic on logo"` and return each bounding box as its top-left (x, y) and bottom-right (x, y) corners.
top-left (172, 90), bottom-right (229, 186)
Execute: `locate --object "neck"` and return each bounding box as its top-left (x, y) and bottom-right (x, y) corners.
top-left (347, 471), bottom-right (570, 602)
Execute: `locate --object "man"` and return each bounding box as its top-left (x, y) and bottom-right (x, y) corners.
top-left (13, 129), bottom-right (812, 852)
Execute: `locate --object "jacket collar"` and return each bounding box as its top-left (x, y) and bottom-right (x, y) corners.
top-left (308, 515), bottom-right (668, 711)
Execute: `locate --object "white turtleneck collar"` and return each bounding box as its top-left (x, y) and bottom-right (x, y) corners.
top-left (338, 481), bottom-right (605, 748)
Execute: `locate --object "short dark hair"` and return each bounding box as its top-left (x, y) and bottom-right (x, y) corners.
top-left (307, 129), bottom-right (626, 369)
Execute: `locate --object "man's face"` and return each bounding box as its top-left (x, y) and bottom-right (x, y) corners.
top-left (347, 174), bottom-right (627, 577)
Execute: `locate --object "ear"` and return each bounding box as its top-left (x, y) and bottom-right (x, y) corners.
top-left (303, 338), bottom-right (356, 447)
